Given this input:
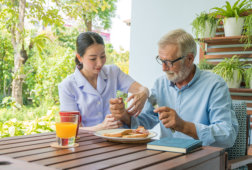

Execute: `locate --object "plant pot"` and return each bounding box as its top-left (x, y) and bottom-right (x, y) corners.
top-left (226, 70), bottom-right (242, 88)
top-left (200, 21), bottom-right (216, 38)
top-left (223, 17), bottom-right (244, 36)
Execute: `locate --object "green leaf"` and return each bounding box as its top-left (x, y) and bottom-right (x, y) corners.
top-left (211, 0), bottom-right (251, 18)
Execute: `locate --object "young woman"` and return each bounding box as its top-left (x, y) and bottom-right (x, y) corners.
top-left (58, 32), bottom-right (149, 131)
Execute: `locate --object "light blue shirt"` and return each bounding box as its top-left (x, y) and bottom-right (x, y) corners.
top-left (131, 66), bottom-right (238, 148)
top-left (58, 65), bottom-right (135, 127)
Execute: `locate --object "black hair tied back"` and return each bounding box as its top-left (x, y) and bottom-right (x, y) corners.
top-left (75, 32), bottom-right (105, 70)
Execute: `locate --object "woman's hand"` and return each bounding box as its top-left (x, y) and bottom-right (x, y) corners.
top-left (99, 114), bottom-right (123, 130)
top-left (79, 114), bottom-right (122, 132)
top-left (126, 87), bottom-right (149, 116)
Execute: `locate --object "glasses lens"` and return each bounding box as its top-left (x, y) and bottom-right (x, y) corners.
top-left (156, 56), bottom-right (173, 67)
top-left (156, 56), bottom-right (163, 65)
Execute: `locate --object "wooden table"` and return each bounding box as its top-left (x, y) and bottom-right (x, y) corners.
top-left (0, 129), bottom-right (226, 170)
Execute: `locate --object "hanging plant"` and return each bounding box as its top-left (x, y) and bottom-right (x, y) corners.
top-left (191, 12), bottom-right (218, 39)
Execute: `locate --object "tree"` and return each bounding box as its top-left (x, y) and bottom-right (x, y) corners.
top-left (0, 0), bottom-right (63, 105)
top-left (0, 31), bottom-right (14, 99)
top-left (106, 44), bottom-right (129, 74)
top-left (60, 0), bottom-right (117, 31)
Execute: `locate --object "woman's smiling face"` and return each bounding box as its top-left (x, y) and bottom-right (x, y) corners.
top-left (79, 44), bottom-right (106, 76)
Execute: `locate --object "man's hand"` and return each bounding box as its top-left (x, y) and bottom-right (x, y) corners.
top-left (109, 98), bottom-right (131, 126)
top-left (154, 106), bottom-right (198, 139)
top-left (154, 106), bottom-right (184, 131)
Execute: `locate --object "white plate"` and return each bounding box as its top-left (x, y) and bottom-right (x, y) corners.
top-left (94, 129), bottom-right (157, 143)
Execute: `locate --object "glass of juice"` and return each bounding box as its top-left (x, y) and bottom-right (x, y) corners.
top-left (59, 111), bottom-right (81, 138)
top-left (56, 114), bottom-right (78, 146)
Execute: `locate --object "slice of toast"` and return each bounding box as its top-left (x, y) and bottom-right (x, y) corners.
top-left (103, 129), bottom-right (132, 137)
top-left (122, 133), bottom-right (149, 138)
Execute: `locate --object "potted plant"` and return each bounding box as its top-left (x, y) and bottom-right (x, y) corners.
top-left (191, 12), bottom-right (218, 39)
top-left (198, 59), bottom-right (215, 71)
top-left (244, 66), bottom-right (252, 88)
top-left (211, 0), bottom-right (251, 36)
top-left (243, 14), bottom-right (252, 48)
top-left (213, 55), bottom-right (244, 88)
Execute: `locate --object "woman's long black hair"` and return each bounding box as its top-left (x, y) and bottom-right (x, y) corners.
top-left (75, 32), bottom-right (105, 70)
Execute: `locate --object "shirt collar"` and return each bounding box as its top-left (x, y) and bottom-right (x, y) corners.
top-left (97, 68), bottom-right (108, 94)
top-left (168, 80), bottom-right (175, 87)
top-left (187, 65), bottom-right (200, 87)
top-left (74, 67), bottom-right (86, 87)
top-left (74, 67), bottom-right (108, 88)
top-left (99, 67), bottom-right (108, 81)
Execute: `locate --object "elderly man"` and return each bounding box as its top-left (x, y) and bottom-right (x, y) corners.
top-left (110, 29), bottom-right (238, 148)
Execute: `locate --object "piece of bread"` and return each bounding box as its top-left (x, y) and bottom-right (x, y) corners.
top-left (103, 129), bottom-right (132, 137)
top-left (122, 133), bottom-right (149, 138)
top-left (136, 126), bottom-right (145, 131)
top-left (102, 126), bottom-right (149, 138)
top-left (135, 126), bottom-right (149, 135)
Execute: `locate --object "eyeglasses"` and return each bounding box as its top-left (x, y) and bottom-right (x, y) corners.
top-left (156, 55), bottom-right (185, 68)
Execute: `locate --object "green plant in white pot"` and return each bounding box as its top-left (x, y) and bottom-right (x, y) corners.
top-left (213, 55), bottom-right (244, 88)
top-left (211, 0), bottom-right (251, 36)
top-left (244, 65), bottom-right (252, 88)
top-left (192, 12), bottom-right (217, 39)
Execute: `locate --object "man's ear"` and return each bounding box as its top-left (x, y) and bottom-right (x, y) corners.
top-left (187, 53), bottom-right (195, 65)
top-left (76, 53), bottom-right (83, 63)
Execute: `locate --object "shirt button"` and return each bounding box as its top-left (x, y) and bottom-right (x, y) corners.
top-left (97, 101), bottom-right (101, 105)
top-left (98, 112), bottom-right (102, 114)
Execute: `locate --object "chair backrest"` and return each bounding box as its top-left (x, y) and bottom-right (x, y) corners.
top-left (226, 101), bottom-right (249, 160)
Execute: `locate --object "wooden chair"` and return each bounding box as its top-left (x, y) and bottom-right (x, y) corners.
top-left (226, 101), bottom-right (252, 170)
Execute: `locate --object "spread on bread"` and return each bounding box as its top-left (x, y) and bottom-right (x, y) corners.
top-left (103, 126), bottom-right (149, 138)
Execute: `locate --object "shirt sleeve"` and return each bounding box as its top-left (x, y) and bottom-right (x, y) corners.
top-left (131, 102), bottom-right (160, 129)
top-left (195, 81), bottom-right (239, 148)
top-left (58, 82), bottom-right (79, 112)
top-left (115, 65), bottom-right (135, 93)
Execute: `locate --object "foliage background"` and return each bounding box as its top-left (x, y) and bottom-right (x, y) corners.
top-left (0, 10), bottom-right (129, 138)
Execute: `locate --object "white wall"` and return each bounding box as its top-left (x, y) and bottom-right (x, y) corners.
top-left (129, 0), bottom-right (236, 89)
top-left (110, 0), bottom-right (131, 51)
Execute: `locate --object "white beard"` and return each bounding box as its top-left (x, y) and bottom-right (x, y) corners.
top-left (165, 64), bottom-right (191, 83)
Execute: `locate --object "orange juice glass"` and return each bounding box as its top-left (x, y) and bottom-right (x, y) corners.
top-left (56, 115), bottom-right (78, 146)
top-left (59, 111), bottom-right (81, 138)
